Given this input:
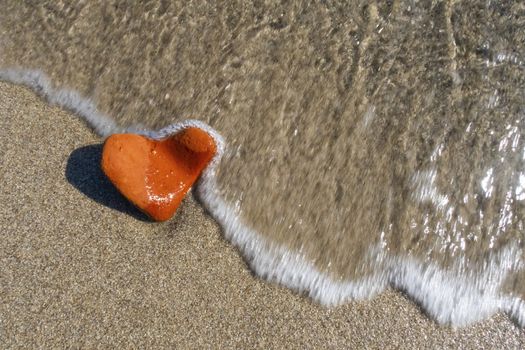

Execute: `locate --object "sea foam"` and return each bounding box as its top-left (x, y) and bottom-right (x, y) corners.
top-left (2, 68), bottom-right (524, 327)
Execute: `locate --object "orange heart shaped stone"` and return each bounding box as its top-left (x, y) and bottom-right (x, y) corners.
top-left (101, 127), bottom-right (216, 221)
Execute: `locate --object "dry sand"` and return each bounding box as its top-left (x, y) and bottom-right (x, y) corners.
top-left (1, 82), bottom-right (524, 348)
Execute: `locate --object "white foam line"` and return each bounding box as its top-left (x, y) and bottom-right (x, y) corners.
top-left (0, 68), bottom-right (121, 137)
top-left (2, 67), bottom-right (524, 327)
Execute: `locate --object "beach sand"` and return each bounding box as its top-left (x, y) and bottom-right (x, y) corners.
top-left (3, 1), bottom-right (525, 290)
top-left (1, 82), bottom-right (524, 348)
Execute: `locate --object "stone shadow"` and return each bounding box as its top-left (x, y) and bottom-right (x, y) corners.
top-left (66, 144), bottom-right (150, 221)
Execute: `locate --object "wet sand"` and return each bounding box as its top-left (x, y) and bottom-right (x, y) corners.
top-left (1, 82), bottom-right (524, 348)
top-left (2, 1), bottom-right (525, 290)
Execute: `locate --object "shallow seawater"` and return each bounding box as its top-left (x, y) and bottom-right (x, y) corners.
top-left (1, 1), bottom-right (525, 325)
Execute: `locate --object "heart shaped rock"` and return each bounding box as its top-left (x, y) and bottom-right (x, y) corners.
top-left (101, 127), bottom-right (216, 221)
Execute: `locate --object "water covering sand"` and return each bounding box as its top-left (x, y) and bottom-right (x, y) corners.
top-left (2, 1), bottom-right (525, 326)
